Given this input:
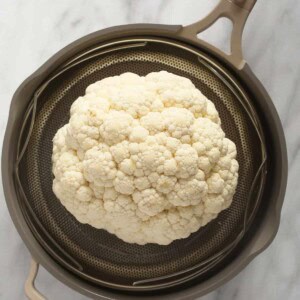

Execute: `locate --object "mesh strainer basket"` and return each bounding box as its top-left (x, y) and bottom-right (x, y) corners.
top-left (2, 1), bottom-right (287, 299)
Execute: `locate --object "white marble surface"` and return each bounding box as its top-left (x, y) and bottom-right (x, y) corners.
top-left (0, 0), bottom-right (299, 299)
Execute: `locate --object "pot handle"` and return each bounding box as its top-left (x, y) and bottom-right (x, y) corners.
top-left (25, 259), bottom-right (46, 300)
top-left (180, 0), bottom-right (257, 69)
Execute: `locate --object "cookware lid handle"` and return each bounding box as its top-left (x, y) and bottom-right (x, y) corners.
top-left (180, 0), bottom-right (257, 69)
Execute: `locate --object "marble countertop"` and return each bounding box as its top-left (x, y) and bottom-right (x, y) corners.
top-left (0, 0), bottom-right (299, 299)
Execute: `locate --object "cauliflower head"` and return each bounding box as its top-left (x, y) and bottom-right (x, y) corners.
top-left (52, 71), bottom-right (239, 245)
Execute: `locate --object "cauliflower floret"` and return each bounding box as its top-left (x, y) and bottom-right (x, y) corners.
top-left (192, 118), bottom-right (224, 149)
top-left (85, 200), bottom-right (105, 227)
top-left (52, 71), bottom-right (238, 245)
top-left (134, 176), bottom-right (151, 191)
top-left (100, 111), bottom-right (134, 145)
top-left (168, 174), bottom-right (207, 207)
top-left (163, 158), bottom-right (178, 176)
top-left (89, 183), bottom-right (104, 199)
top-left (110, 140), bottom-right (130, 163)
top-left (66, 114), bottom-right (100, 151)
top-left (207, 173), bottom-right (225, 194)
top-left (52, 124), bottom-right (68, 154)
top-left (129, 126), bottom-right (149, 142)
top-left (175, 144), bottom-right (198, 178)
top-left (76, 186), bottom-right (93, 202)
top-left (133, 189), bottom-right (166, 217)
top-left (52, 149), bottom-right (81, 178)
top-left (134, 139), bottom-right (172, 175)
top-left (154, 175), bottom-right (177, 194)
top-left (205, 101), bottom-right (220, 124)
top-left (119, 158), bottom-right (136, 175)
top-left (140, 112), bottom-right (165, 134)
top-left (148, 72), bottom-right (208, 113)
top-left (114, 171), bottom-right (135, 195)
top-left (162, 107), bottom-right (194, 141)
top-left (103, 187), bottom-right (118, 202)
top-left (83, 145), bottom-right (117, 186)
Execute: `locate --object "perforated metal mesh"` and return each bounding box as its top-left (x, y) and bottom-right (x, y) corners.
top-left (18, 38), bottom-right (265, 291)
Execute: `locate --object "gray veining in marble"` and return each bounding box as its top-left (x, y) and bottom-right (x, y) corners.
top-left (0, 0), bottom-right (299, 299)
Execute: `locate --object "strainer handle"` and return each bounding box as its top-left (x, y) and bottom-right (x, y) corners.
top-left (25, 259), bottom-right (46, 300)
top-left (180, 0), bottom-right (257, 69)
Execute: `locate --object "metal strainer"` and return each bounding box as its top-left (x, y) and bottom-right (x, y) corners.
top-left (2, 1), bottom-right (287, 299)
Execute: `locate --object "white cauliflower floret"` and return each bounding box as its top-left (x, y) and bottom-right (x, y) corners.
top-left (140, 112), bottom-right (165, 134)
top-left (162, 107), bottom-right (194, 141)
top-left (53, 149), bottom-right (81, 178)
top-left (207, 173), bottom-right (225, 194)
top-left (103, 187), bottom-right (118, 202)
top-left (110, 140), bottom-right (130, 163)
top-left (66, 114), bottom-right (100, 151)
top-left (175, 144), bottom-right (198, 178)
top-left (100, 111), bottom-right (134, 145)
top-left (83, 145), bottom-right (117, 187)
top-left (134, 176), bottom-right (151, 191)
top-left (206, 101), bottom-right (220, 124)
top-left (52, 124), bottom-right (68, 155)
top-left (52, 71), bottom-right (238, 245)
top-left (134, 139), bottom-right (172, 175)
top-left (133, 189), bottom-right (166, 217)
top-left (114, 171), bottom-right (135, 195)
top-left (86, 200), bottom-right (105, 227)
top-left (168, 173), bottom-right (207, 207)
top-left (129, 126), bottom-right (149, 142)
top-left (163, 158), bottom-right (178, 176)
top-left (154, 175), bottom-right (177, 194)
top-left (119, 158), bottom-right (136, 175)
top-left (89, 183), bottom-right (104, 199)
top-left (76, 186), bottom-right (93, 202)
